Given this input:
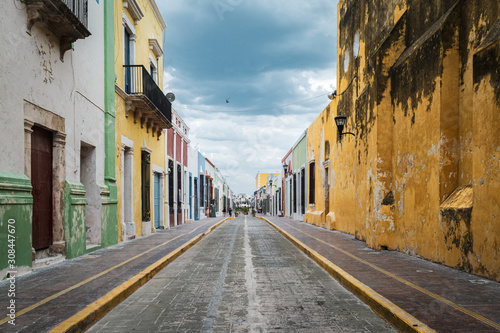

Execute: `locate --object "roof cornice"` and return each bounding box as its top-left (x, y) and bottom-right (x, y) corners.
top-left (148, 0), bottom-right (167, 30)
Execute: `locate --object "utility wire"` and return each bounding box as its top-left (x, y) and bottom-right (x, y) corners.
top-left (175, 92), bottom-right (329, 113)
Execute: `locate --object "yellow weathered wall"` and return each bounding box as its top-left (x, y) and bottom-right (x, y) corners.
top-left (115, 0), bottom-right (166, 241)
top-left (304, 101), bottom-right (334, 228)
top-left (115, 98), bottom-right (166, 238)
top-left (115, 0), bottom-right (164, 90)
top-left (332, 0), bottom-right (500, 281)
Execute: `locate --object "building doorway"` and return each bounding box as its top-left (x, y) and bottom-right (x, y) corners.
top-left (153, 172), bottom-right (161, 228)
top-left (194, 178), bottom-right (199, 220)
top-left (81, 143), bottom-right (100, 247)
top-left (31, 126), bottom-right (53, 250)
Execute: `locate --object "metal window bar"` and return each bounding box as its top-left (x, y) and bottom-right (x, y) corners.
top-left (62, 0), bottom-right (88, 28)
top-left (123, 65), bottom-right (172, 123)
top-left (177, 164), bottom-right (182, 214)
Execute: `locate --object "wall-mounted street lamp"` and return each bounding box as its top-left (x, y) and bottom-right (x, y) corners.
top-left (334, 114), bottom-right (355, 137)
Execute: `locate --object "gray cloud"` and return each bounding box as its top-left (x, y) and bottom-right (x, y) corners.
top-left (160, 1), bottom-right (339, 194)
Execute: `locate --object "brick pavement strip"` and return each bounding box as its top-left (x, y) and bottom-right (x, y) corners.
top-left (262, 216), bottom-right (500, 333)
top-left (0, 217), bottom-right (229, 332)
top-left (86, 216), bottom-right (397, 332)
top-left (259, 217), bottom-right (433, 333)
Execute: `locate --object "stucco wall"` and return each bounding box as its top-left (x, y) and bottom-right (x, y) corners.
top-left (0, 0), bottom-right (107, 264)
top-left (304, 102), bottom-right (334, 228)
top-left (333, 0), bottom-right (500, 281)
top-left (114, 0), bottom-right (167, 238)
top-left (292, 136), bottom-right (307, 171)
top-left (1, 0), bottom-right (105, 177)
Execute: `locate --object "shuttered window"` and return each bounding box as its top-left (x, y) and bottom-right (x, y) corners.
top-left (309, 163), bottom-right (315, 204)
top-left (141, 151), bottom-right (151, 221)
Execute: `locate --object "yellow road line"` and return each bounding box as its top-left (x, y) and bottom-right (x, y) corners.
top-left (282, 220), bottom-right (500, 331)
top-left (259, 217), bottom-right (434, 333)
top-left (50, 217), bottom-right (230, 333)
top-left (0, 220), bottom-right (216, 327)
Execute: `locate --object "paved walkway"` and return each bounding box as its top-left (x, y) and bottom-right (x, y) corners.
top-left (2, 214), bottom-right (499, 332)
top-left (262, 215), bottom-right (500, 333)
top-left (88, 216), bottom-right (396, 332)
top-left (0, 217), bottom-right (228, 332)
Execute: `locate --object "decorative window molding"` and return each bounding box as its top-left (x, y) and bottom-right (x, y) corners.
top-left (149, 54), bottom-right (158, 83)
top-left (141, 140), bottom-right (152, 153)
top-left (122, 12), bottom-right (136, 35)
top-left (123, 0), bottom-right (144, 24)
top-left (149, 38), bottom-right (164, 58)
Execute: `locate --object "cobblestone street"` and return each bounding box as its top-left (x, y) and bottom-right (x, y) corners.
top-left (88, 216), bottom-right (396, 332)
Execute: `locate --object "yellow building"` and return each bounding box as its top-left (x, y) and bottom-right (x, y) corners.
top-left (114, 0), bottom-right (171, 241)
top-left (304, 101), bottom-right (335, 228)
top-left (331, 0), bottom-right (500, 281)
top-left (255, 172), bottom-right (280, 190)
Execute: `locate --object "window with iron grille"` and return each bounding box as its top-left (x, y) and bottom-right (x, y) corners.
top-left (177, 164), bottom-right (182, 214)
top-left (141, 151), bottom-right (151, 221)
top-left (293, 173), bottom-right (297, 213)
top-left (168, 160), bottom-right (174, 215)
top-left (301, 169), bottom-right (305, 215)
top-left (200, 175), bottom-right (205, 207)
top-left (309, 162), bottom-right (315, 204)
top-left (194, 178), bottom-right (198, 215)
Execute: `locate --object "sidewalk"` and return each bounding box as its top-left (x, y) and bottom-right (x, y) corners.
top-left (261, 215), bottom-right (500, 333)
top-left (0, 217), bottom-right (229, 332)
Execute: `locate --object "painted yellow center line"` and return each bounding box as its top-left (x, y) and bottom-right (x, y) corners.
top-left (0, 222), bottom-right (212, 326)
top-left (285, 222), bottom-right (500, 331)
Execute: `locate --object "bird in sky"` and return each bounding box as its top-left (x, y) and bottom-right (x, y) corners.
top-left (225, 97), bottom-right (230, 103)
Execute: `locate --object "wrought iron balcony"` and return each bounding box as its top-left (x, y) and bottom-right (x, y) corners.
top-left (123, 65), bottom-right (173, 138)
top-left (25, 0), bottom-right (91, 61)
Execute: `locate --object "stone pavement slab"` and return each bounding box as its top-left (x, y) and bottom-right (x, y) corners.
top-left (0, 217), bottom-right (227, 332)
top-left (88, 216), bottom-right (396, 332)
top-left (263, 215), bottom-right (500, 333)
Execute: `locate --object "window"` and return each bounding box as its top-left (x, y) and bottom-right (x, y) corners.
top-left (200, 175), bottom-right (205, 207)
top-left (141, 151), bottom-right (151, 221)
top-left (194, 178), bottom-right (198, 216)
top-left (205, 178), bottom-right (210, 207)
top-left (293, 173), bottom-right (297, 213)
top-left (207, 178), bottom-right (213, 206)
top-left (168, 160), bottom-right (174, 215)
top-left (149, 61), bottom-right (158, 83)
top-left (124, 30), bottom-right (131, 93)
top-left (309, 163), bottom-right (315, 204)
top-left (301, 169), bottom-right (305, 214)
top-left (177, 164), bottom-right (182, 214)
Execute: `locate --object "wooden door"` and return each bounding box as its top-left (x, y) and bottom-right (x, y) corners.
top-left (31, 126), bottom-right (53, 250)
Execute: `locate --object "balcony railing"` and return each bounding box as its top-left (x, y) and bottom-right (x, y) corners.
top-left (62, 0), bottom-right (89, 28)
top-left (26, 0), bottom-right (91, 60)
top-left (123, 65), bottom-right (172, 131)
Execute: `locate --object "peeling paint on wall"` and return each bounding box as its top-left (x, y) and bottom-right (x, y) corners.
top-left (331, 0), bottom-right (500, 281)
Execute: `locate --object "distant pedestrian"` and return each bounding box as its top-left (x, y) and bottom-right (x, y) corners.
top-left (229, 207), bottom-right (233, 217)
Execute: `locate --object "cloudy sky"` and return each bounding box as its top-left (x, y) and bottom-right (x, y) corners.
top-left (158, 1), bottom-right (338, 195)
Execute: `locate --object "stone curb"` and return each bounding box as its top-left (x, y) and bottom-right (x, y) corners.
top-left (49, 217), bottom-right (232, 333)
top-left (258, 217), bottom-right (435, 333)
